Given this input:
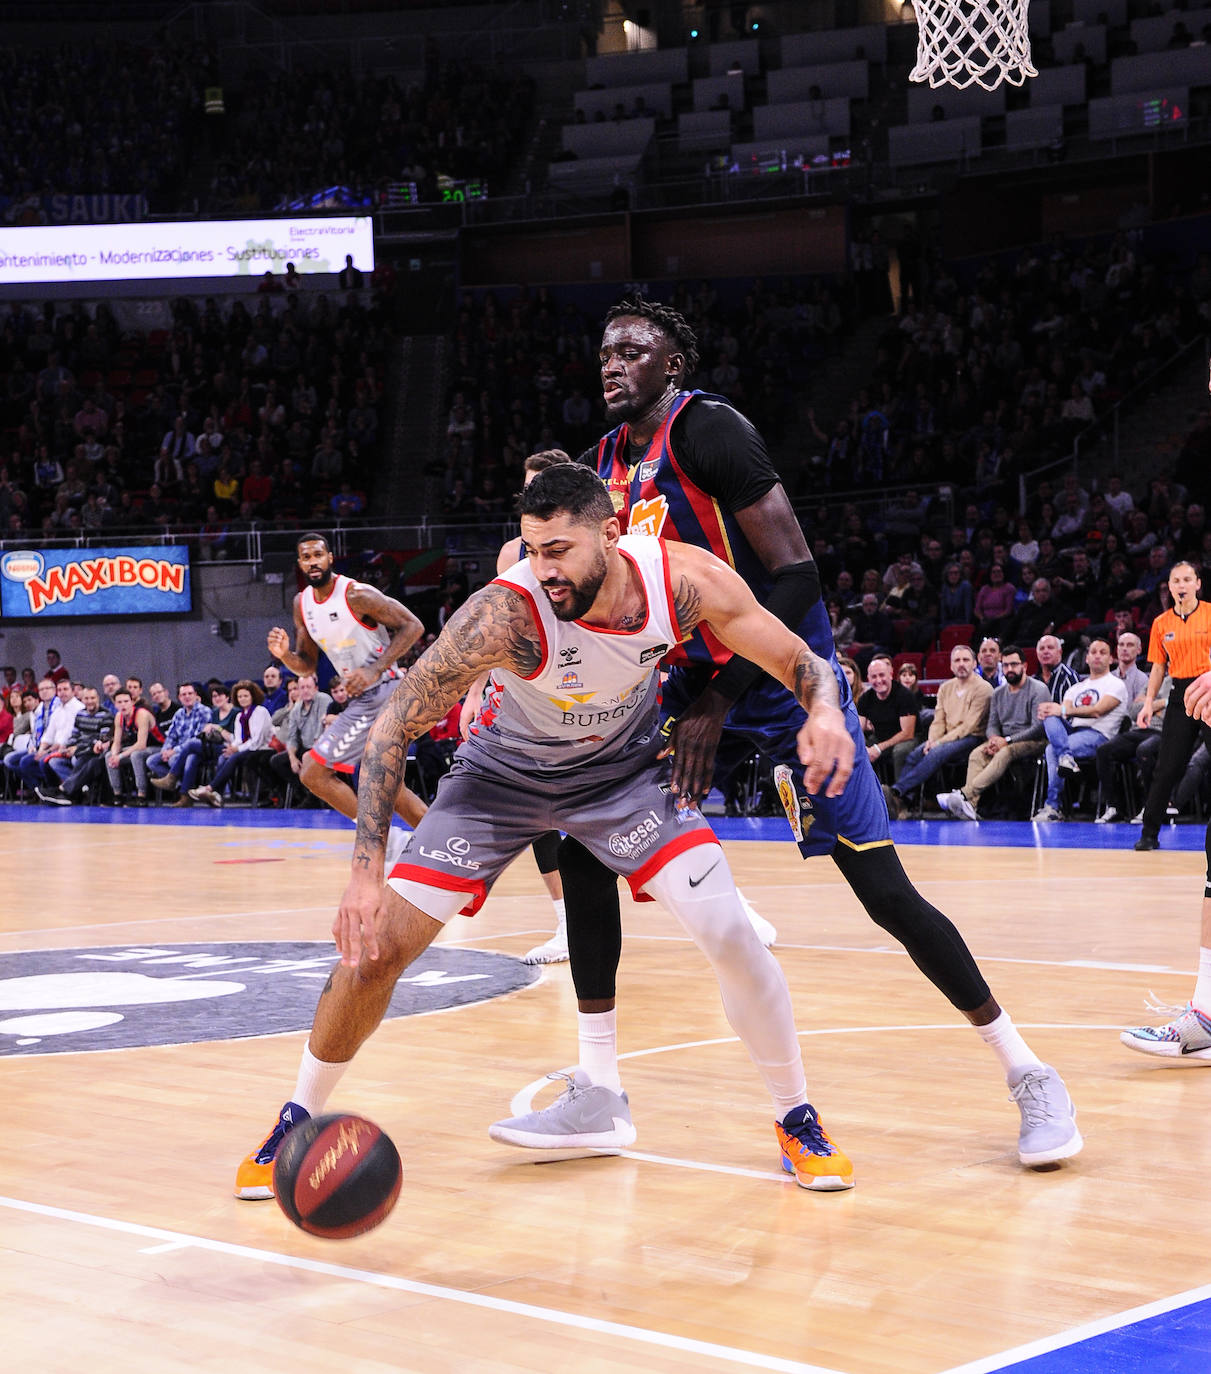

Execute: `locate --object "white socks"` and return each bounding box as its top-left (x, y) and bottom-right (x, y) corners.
top-left (552, 897), bottom-right (567, 923)
top-left (977, 1010), bottom-right (1045, 1081)
top-left (1192, 947), bottom-right (1211, 1013)
top-left (578, 1009), bottom-right (622, 1093)
top-left (292, 1042), bottom-right (351, 1115)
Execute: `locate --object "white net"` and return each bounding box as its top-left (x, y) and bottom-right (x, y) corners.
top-left (909, 0), bottom-right (1037, 90)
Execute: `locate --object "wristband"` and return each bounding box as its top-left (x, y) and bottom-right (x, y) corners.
top-left (873, 744), bottom-right (882, 756)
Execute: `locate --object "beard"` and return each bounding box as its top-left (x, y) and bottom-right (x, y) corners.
top-left (306, 565), bottom-right (334, 588)
top-left (541, 551), bottom-right (607, 622)
top-left (1005, 669), bottom-right (1023, 685)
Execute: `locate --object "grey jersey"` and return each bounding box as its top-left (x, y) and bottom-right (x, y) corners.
top-left (463, 534), bottom-right (682, 779)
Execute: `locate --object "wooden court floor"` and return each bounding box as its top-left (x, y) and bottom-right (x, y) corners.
top-left (2, 817), bottom-right (1209, 1374)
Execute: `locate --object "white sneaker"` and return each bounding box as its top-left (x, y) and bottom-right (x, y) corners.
top-left (738, 888), bottom-right (776, 946)
top-left (1130, 809), bottom-right (1145, 824)
top-left (1057, 752), bottom-right (1080, 775)
top-left (937, 790), bottom-right (977, 821)
top-left (187, 785), bottom-right (222, 808)
top-left (1032, 804), bottom-right (1061, 821)
top-left (523, 916), bottom-right (569, 965)
top-left (1094, 806), bottom-right (1120, 824)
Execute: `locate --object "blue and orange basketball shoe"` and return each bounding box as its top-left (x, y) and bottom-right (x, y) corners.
top-left (234, 1101), bottom-right (310, 1199)
top-left (775, 1103), bottom-right (855, 1191)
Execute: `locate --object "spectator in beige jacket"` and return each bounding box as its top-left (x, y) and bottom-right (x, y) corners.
top-left (884, 644), bottom-right (994, 817)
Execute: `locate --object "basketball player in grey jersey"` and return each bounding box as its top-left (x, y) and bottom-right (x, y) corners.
top-left (236, 466), bottom-right (860, 1198)
top-left (267, 532), bottom-right (427, 829)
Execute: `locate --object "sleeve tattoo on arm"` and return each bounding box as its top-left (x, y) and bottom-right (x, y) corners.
top-left (351, 585), bottom-right (542, 871)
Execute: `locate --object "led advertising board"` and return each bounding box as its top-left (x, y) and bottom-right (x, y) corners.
top-left (0, 216), bottom-right (374, 286)
top-left (0, 546), bottom-right (194, 620)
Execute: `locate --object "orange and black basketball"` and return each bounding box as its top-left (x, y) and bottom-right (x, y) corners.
top-left (273, 1112), bottom-right (402, 1239)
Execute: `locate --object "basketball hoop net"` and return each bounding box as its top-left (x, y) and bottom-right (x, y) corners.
top-left (909, 0), bottom-right (1037, 90)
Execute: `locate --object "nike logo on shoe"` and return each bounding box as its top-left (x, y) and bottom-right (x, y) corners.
top-left (688, 859), bottom-right (721, 888)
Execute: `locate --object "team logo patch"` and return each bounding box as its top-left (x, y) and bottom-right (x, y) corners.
top-left (0, 942), bottom-right (537, 1057)
top-left (560, 671), bottom-right (584, 690)
top-left (639, 644), bottom-right (669, 664)
top-left (773, 764), bottom-right (813, 842)
top-left (638, 458), bottom-right (660, 482)
top-left (628, 494), bottom-right (669, 538)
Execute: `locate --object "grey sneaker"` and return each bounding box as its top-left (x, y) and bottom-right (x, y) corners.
top-left (1121, 1003), bottom-right (1211, 1062)
top-left (1009, 1063), bottom-right (1082, 1166)
top-left (1057, 752), bottom-right (1080, 775)
top-left (488, 1070), bottom-right (636, 1158)
top-left (1032, 804), bottom-right (1061, 822)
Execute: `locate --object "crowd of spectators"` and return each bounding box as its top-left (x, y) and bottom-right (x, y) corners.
top-left (0, 40), bottom-right (205, 210)
top-left (0, 38), bottom-right (535, 220)
top-left (0, 279), bottom-right (398, 548)
top-left (789, 234), bottom-right (1210, 500)
top-left (0, 632), bottom-right (444, 810)
top-left (211, 52), bottom-right (535, 213)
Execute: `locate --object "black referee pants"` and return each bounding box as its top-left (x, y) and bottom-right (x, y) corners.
top-left (1141, 677), bottom-right (1211, 836)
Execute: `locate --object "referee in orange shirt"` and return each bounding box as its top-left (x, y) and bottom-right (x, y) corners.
top-left (1134, 560), bottom-right (1211, 850)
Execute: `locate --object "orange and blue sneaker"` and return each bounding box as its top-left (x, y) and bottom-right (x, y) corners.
top-left (234, 1101), bottom-right (310, 1200)
top-left (776, 1103), bottom-right (854, 1191)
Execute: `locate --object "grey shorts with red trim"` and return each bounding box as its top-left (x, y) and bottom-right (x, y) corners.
top-left (308, 674), bottom-right (397, 774)
top-left (386, 746), bottom-right (718, 923)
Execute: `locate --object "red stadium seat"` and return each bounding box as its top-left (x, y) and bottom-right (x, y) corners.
top-left (1024, 648), bottom-right (1039, 674)
top-left (939, 624), bottom-right (974, 652)
top-left (924, 650), bottom-right (951, 680)
top-left (893, 652), bottom-right (923, 674)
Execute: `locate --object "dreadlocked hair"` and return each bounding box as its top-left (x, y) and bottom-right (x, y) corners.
top-left (604, 295), bottom-right (700, 385)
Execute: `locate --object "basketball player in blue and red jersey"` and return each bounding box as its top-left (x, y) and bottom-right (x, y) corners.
top-left (492, 297), bottom-right (1083, 1169)
top-left (266, 533), bottom-right (427, 830)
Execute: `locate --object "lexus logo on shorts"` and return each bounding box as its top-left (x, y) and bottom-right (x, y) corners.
top-left (446, 836), bottom-right (471, 855)
top-left (0, 942), bottom-right (538, 1056)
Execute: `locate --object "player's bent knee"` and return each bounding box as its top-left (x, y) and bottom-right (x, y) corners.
top-left (641, 844), bottom-right (755, 959)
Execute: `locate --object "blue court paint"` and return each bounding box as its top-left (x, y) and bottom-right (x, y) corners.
top-left (3, 801), bottom-right (1206, 851)
top-left (708, 815), bottom-right (1209, 851)
top-left (954, 1293), bottom-right (1211, 1373)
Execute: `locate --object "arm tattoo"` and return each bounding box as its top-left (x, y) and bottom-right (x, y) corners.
top-left (793, 649), bottom-right (841, 715)
top-left (350, 585), bottom-right (542, 872)
top-left (672, 574), bottom-right (704, 638)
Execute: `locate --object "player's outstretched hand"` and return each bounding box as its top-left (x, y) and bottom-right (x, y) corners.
top-left (796, 704), bottom-right (854, 798)
top-left (334, 874), bottom-right (383, 967)
top-left (267, 626), bottom-right (290, 659)
top-left (1185, 671), bottom-right (1211, 724)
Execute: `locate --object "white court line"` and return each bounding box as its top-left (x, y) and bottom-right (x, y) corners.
top-left (938, 1281), bottom-right (1211, 1374)
top-left (139, 1240), bottom-right (194, 1255)
top-left (0, 1195), bottom-right (847, 1374)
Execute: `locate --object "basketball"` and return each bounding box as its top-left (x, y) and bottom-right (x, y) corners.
top-left (273, 1113), bottom-right (402, 1239)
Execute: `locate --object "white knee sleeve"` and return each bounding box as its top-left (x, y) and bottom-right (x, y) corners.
top-left (643, 847), bottom-right (807, 1115)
